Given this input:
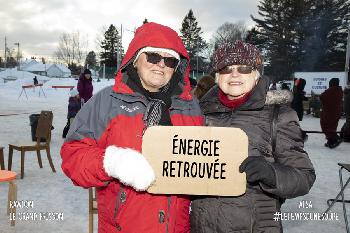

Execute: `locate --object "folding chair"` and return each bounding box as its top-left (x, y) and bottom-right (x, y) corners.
top-left (8, 111), bottom-right (56, 179)
top-left (89, 187), bottom-right (98, 233)
top-left (324, 163), bottom-right (350, 233)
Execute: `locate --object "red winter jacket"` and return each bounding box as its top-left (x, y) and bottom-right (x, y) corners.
top-left (61, 22), bottom-right (203, 233)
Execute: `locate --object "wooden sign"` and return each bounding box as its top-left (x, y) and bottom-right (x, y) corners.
top-left (142, 126), bottom-right (248, 196)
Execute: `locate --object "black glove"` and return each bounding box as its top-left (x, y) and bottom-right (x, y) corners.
top-left (239, 156), bottom-right (276, 188)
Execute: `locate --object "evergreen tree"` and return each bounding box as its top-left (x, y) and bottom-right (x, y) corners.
top-left (250, 0), bottom-right (350, 77)
top-left (250, 0), bottom-right (313, 80)
top-left (180, 9), bottom-right (208, 73)
top-left (315, 0), bottom-right (350, 71)
top-left (85, 51), bottom-right (97, 68)
top-left (100, 24), bottom-right (124, 68)
top-left (297, 0), bottom-right (340, 71)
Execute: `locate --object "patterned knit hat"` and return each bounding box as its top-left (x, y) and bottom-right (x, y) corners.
top-left (212, 40), bottom-right (263, 73)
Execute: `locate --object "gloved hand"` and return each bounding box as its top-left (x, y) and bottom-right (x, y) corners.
top-left (103, 145), bottom-right (155, 191)
top-left (239, 156), bottom-right (276, 188)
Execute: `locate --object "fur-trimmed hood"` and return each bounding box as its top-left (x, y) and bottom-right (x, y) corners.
top-left (265, 90), bottom-right (293, 105)
top-left (200, 77), bottom-right (293, 114)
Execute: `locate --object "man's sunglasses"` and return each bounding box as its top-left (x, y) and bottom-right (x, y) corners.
top-left (144, 52), bottom-right (179, 69)
top-left (219, 65), bottom-right (255, 75)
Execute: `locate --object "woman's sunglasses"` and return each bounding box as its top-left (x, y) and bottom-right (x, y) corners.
top-left (144, 52), bottom-right (179, 69)
top-left (219, 65), bottom-right (254, 75)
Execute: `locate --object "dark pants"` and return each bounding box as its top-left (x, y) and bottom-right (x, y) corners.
top-left (320, 114), bottom-right (340, 141)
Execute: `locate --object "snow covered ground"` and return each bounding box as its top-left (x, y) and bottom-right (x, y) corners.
top-left (0, 74), bottom-right (349, 233)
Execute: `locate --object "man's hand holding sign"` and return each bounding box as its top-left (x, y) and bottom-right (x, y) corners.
top-left (142, 126), bottom-right (248, 196)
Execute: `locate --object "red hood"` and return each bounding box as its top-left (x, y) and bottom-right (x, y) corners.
top-left (112, 22), bottom-right (192, 100)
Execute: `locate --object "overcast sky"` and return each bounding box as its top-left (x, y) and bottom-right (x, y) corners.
top-left (0, 0), bottom-right (259, 60)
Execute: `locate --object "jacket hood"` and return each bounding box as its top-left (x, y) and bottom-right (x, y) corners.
top-left (79, 73), bottom-right (92, 82)
top-left (112, 22), bottom-right (192, 100)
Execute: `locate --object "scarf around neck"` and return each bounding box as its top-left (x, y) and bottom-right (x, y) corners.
top-left (218, 89), bottom-right (251, 110)
top-left (125, 65), bottom-right (175, 128)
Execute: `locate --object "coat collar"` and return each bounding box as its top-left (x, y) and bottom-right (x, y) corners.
top-left (200, 77), bottom-right (291, 114)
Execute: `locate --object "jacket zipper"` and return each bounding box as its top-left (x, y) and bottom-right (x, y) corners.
top-left (166, 196), bottom-right (171, 233)
top-left (250, 194), bottom-right (256, 233)
top-left (114, 186), bottom-right (127, 231)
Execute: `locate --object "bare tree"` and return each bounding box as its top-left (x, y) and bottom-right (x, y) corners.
top-left (94, 25), bottom-right (108, 61)
top-left (54, 31), bottom-right (87, 66)
top-left (202, 21), bottom-right (248, 72)
top-left (213, 21), bottom-right (247, 47)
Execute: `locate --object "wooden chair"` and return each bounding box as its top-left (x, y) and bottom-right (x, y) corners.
top-left (89, 187), bottom-right (98, 233)
top-left (0, 170), bottom-right (17, 226)
top-left (8, 111), bottom-right (56, 179)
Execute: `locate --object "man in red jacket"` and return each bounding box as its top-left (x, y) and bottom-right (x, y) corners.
top-left (61, 22), bottom-right (203, 233)
top-left (320, 78), bottom-right (343, 148)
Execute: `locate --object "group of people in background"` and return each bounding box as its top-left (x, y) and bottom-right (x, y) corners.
top-left (290, 77), bottom-right (345, 149)
top-left (62, 68), bottom-right (93, 138)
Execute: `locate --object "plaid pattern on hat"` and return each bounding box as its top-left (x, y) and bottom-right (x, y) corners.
top-left (212, 40), bottom-right (262, 73)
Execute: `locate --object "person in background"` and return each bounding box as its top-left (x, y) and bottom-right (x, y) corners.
top-left (67, 88), bottom-right (82, 124)
top-left (61, 22), bottom-right (203, 233)
top-left (291, 78), bottom-right (308, 141)
top-left (309, 91), bottom-right (321, 118)
top-left (189, 77), bottom-right (197, 90)
top-left (77, 68), bottom-right (93, 103)
top-left (269, 80), bottom-right (277, 90)
top-left (33, 76), bottom-right (38, 85)
top-left (62, 88), bottom-right (81, 138)
top-left (281, 82), bottom-right (290, 91)
top-left (190, 40), bottom-right (315, 233)
top-left (193, 75), bottom-right (216, 100)
top-left (291, 78), bottom-right (307, 121)
top-left (320, 78), bottom-right (343, 148)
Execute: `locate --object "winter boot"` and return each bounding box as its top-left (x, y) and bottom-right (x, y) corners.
top-left (326, 136), bottom-right (342, 149)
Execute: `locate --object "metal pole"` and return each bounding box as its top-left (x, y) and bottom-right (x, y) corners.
top-left (346, 25), bottom-right (350, 85)
top-left (14, 43), bottom-right (20, 70)
top-left (196, 38), bottom-right (199, 79)
top-left (343, 25), bottom-right (350, 140)
top-left (121, 24), bottom-right (123, 48)
top-left (4, 37), bottom-right (7, 68)
top-left (103, 63), bottom-right (106, 80)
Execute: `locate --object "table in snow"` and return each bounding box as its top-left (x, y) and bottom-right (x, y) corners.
top-left (18, 84), bottom-right (46, 99)
top-left (51, 85), bottom-right (75, 90)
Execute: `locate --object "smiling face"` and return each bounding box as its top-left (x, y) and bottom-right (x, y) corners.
top-left (134, 52), bottom-right (176, 92)
top-left (217, 65), bottom-right (258, 100)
